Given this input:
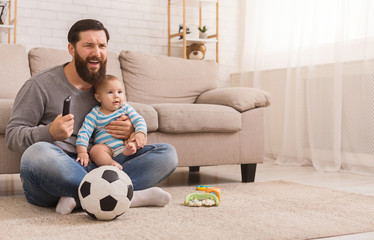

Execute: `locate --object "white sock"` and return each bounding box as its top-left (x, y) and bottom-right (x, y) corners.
top-left (130, 187), bottom-right (172, 208)
top-left (56, 197), bottom-right (77, 214)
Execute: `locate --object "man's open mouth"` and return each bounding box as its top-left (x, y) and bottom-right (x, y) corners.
top-left (88, 60), bottom-right (100, 66)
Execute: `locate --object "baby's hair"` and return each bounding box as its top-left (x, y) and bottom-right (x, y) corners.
top-left (105, 74), bottom-right (118, 81)
top-left (94, 74), bottom-right (119, 92)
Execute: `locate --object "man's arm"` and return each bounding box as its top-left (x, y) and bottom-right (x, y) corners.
top-left (5, 77), bottom-right (75, 153)
top-left (5, 80), bottom-right (53, 153)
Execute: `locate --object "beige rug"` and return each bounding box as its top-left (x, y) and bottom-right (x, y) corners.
top-left (1, 181), bottom-right (374, 240)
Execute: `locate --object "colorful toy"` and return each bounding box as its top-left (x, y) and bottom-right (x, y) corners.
top-left (205, 186), bottom-right (221, 201)
top-left (184, 186), bottom-right (221, 207)
top-left (196, 185), bottom-right (212, 191)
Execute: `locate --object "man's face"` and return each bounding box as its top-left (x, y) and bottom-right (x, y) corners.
top-left (73, 30), bottom-right (108, 85)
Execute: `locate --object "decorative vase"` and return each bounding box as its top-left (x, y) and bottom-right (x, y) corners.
top-left (199, 32), bottom-right (208, 39)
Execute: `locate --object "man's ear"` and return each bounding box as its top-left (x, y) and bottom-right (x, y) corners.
top-left (68, 43), bottom-right (75, 57)
top-left (94, 93), bottom-right (101, 103)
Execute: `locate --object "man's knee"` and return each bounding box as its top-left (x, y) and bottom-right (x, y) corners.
top-left (21, 142), bottom-right (68, 172)
top-left (21, 142), bottom-right (54, 166)
top-left (160, 143), bottom-right (178, 168)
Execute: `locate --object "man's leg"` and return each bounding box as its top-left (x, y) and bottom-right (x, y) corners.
top-left (116, 143), bottom-right (178, 190)
top-left (130, 187), bottom-right (172, 208)
top-left (20, 142), bottom-right (89, 207)
top-left (115, 143), bottom-right (178, 207)
top-left (21, 142), bottom-right (178, 211)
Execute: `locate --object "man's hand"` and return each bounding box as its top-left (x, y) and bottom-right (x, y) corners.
top-left (105, 115), bottom-right (134, 139)
top-left (49, 114), bottom-right (74, 141)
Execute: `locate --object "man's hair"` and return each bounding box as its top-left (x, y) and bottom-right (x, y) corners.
top-left (67, 19), bottom-right (110, 46)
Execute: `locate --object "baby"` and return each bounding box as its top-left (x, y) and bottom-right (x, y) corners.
top-left (76, 74), bottom-right (147, 169)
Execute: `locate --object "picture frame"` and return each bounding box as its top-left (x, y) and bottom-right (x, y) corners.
top-left (0, 1), bottom-right (9, 25)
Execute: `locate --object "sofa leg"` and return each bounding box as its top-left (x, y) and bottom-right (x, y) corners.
top-left (241, 164), bottom-right (257, 183)
top-left (189, 166), bottom-right (200, 172)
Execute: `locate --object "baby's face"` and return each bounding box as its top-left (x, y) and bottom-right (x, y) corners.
top-left (95, 79), bottom-right (125, 114)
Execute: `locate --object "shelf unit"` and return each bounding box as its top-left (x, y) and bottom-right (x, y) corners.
top-left (0, 0), bottom-right (17, 43)
top-left (168, 0), bottom-right (219, 63)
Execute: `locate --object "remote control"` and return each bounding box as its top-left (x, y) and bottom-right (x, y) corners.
top-left (62, 96), bottom-right (71, 116)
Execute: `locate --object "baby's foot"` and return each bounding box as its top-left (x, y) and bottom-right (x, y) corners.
top-left (122, 142), bottom-right (137, 156)
top-left (111, 161), bottom-right (123, 170)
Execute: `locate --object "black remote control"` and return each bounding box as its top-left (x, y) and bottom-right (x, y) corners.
top-left (62, 96), bottom-right (71, 116)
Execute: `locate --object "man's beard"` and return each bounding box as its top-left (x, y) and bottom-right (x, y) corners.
top-left (74, 50), bottom-right (107, 86)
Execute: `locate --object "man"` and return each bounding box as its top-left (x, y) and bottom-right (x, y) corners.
top-left (5, 19), bottom-right (178, 214)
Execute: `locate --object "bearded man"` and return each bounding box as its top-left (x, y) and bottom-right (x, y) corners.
top-left (5, 19), bottom-right (178, 214)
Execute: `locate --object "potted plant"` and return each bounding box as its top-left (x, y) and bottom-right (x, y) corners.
top-left (198, 25), bottom-right (208, 39)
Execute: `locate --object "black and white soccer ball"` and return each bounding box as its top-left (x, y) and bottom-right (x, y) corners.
top-left (78, 166), bottom-right (133, 220)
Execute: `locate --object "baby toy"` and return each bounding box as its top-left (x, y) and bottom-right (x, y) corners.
top-left (196, 185), bottom-right (212, 191)
top-left (184, 186), bottom-right (221, 207)
top-left (178, 24), bottom-right (191, 40)
top-left (186, 43), bottom-right (206, 60)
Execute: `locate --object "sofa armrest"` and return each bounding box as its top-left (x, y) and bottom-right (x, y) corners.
top-left (0, 99), bottom-right (14, 134)
top-left (127, 102), bottom-right (158, 132)
top-left (195, 87), bottom-right (271, 112)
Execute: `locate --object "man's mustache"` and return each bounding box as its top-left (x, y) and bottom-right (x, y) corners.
top-left (87, 56), bottom-right (103, 62)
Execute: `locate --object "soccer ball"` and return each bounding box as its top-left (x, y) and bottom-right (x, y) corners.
top-left (78, 166), bottom-right (133, 220)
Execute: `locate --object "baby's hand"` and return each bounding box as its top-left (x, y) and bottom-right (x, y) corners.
top-left (76, 152), bottom-right (90, 167)
top-left (134, 132), bottom-right (147, 149)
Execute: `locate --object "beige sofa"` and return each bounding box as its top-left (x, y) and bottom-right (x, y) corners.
top-left (0, 44), bottom-right (271, 182)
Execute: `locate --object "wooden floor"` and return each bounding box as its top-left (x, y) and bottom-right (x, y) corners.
top-left (1, 161), bottom-right (374, 239)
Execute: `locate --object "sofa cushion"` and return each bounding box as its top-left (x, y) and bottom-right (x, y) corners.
top-left (127, 102), bottom-right (158, 132)
top-left (119, 51), bottom-right (218, 104)
top-left (28, 48), bottom-right (123, 81)
top-left (0, 44), bottom-right (31, 99)
top-left (196, 87), bottom-right (272, 112)
top-left (0, 99), bottom-right (13, 134)
top-left (152, 103), bottom-right (241, 133)
top-left (28, 48), bottom-right (71, 75)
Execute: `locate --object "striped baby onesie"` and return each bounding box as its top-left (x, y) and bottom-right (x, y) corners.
top-left (76, 104), bottom-right (147, 157)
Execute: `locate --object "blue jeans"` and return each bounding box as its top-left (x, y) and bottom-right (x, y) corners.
top-left (20, 142), bottom-right (178, 207)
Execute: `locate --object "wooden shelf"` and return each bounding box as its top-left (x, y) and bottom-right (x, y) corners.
top-left (170, 37), bottom-right (218, 45)
top-left (0, 0), bottom-right (17, 43)
top-left (168, 0), bottom-right (219, 63)
top-left (171, 0), bottom-right (217, 8)
top-left (186, 38), bottom-right (217, 44)
top-left (0, 24), bottom-right (14, 32)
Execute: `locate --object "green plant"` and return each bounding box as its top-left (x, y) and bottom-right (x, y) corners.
top-left (198, 26), bottom-right (208, 33)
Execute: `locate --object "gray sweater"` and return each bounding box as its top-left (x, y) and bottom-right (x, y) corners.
top-left (6, 64), bottom-right (98, 153)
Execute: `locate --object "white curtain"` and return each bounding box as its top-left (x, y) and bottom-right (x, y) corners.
top-left (239, 0), bottom-right (374, 174)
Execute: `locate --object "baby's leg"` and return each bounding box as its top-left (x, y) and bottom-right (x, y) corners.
top-left (123, 131), bottom-right (136, 146)
top-left (122, 142), bottom-right (137, 156)
top-left (123, 132), bottom-right (137, 156)
top-left (90, 144), bottom-right (122, 170)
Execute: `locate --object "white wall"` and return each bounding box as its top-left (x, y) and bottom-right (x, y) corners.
top-left (0, 0), bottom-right (241, 86)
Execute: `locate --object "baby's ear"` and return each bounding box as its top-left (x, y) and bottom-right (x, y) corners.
top-left (94, 93), bottom-right (101, 103)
